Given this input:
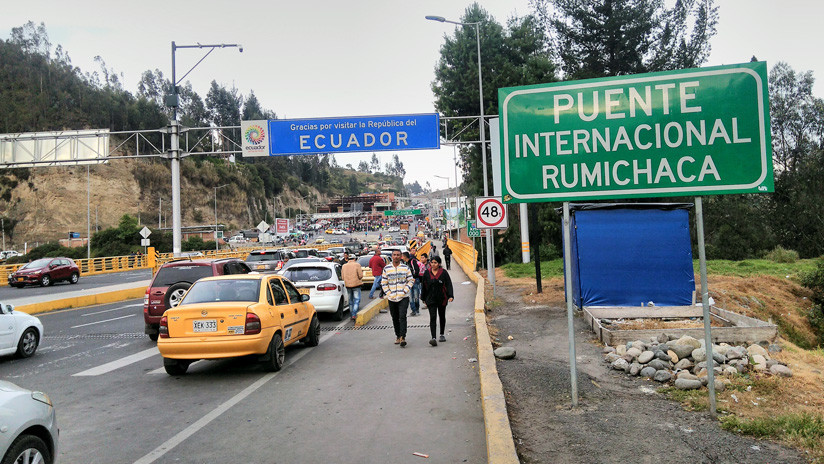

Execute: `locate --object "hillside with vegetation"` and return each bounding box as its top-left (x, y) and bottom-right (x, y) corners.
top-left (0, 22), bottom-right (407, 249)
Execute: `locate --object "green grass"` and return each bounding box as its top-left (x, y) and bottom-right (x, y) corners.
top-left (658, 387), bottom-right (710, 411)
top-left (500, 259), bottom-right (564, 279)
top-left (696, 258), bottom-right (820, 280)
top-left (501, 258), bottom-right (821, 281)
top-left (721, 413), bottom-right (824, 457)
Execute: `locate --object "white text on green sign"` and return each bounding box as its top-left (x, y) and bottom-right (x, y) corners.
top-left (498, 62), bottom-right (773, 202)
top-left (384, 209), bottom-right (421, 216)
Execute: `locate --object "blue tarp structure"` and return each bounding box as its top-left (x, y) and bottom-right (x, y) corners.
top-left (564, 203), bottom-right (695, 307)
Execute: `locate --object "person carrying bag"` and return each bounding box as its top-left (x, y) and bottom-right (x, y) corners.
top-left (421, 256), bottom-right (454, 347)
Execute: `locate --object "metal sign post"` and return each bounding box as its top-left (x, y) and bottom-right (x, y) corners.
top-left (562, 202), bottom-right (578, 406)
top-left (695, 197), bottom-right (717, 417)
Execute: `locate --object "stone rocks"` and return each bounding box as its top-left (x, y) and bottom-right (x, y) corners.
top-left (674, 378), bottom-right (703, 390)
top-left (637, 351), bottom-right (655, 364)
top-left (494, 347), bottom-right (517, 359)
top-left (653, 370), bottom-right (673, 382)
top-left (747, 344), bottom-right (769, 358)
top-left (602, 336), bottom-right (791, 390)
top-left (611, 358), bottom-right (630, 371)
top-left (670, 344), bottom-right (694, 360)
top-left (640, 366), bottom-right (657, 378)
top-left (770, 364), bottom-right (793, 377)
top-left (768, 344), bottom-right (783, 353)
top-left (626, 347), bottom-right (643, 359)
top-left (648, 359), bottom-right (670, 371)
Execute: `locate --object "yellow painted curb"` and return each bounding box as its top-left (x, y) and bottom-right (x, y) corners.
top-left (17, 287), bottom-right (148, 315)
top-left (353, 296), bottom-right (388, 326)
top-left (455, 255), bottom-right (520, 464)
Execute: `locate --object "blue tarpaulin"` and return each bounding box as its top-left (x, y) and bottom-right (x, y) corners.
top-left (564, 204), bottom-right (695, 307)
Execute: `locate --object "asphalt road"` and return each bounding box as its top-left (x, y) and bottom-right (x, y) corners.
top-left (0, 269), bottom-right (152, 302)
top-left (1, 264), bottom-right (485, 464)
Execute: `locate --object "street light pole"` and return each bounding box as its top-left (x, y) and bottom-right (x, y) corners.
top-left (214, 184), bottom-right (229, 251)
top-left (427, 15), bottom-right (495, 291)
top-left (169, 41), bottom-right (242, 257)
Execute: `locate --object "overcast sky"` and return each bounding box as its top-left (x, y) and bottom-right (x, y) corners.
top-left (2, 0), bottom-right (822, 191)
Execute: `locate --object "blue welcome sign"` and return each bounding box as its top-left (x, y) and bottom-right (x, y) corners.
top-left (241, 114), bottom-right (440, 157)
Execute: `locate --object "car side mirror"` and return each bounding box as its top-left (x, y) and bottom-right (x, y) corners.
top-left (300, 294), bottom-right (310, 302)
top-left (5, 304), bottom-right (13, 313)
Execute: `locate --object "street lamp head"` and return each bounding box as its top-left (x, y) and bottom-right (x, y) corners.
top-left (238, 45), bottom-right (244, 53)
top-left (425, 15), bottom-right (446, 22)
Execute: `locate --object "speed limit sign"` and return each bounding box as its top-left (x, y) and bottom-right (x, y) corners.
top-left (475, 196), bottom-right (508, 229)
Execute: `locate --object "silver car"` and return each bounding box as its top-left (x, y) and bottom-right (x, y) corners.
top-left (0, 381), bottom-right (58, 464)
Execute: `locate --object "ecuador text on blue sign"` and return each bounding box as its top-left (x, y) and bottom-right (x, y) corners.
top-left (268, 114), bottom-right (440, 156)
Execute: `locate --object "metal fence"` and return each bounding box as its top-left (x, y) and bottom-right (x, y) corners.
top-left (446, 238), bottom-right (478, 270)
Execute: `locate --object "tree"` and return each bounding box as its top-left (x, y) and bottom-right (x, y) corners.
top-left (357, 161), bottom-right (370, 173)
top-left (369, 154), bottom-right (381, 173)
top-left (432, 3), bottom-right (556, 197)
top-left (532, 0), bottom-right (718, 79)
top-left (205, 81), bottom-right (241, 127)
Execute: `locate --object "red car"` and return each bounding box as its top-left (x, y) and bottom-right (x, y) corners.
top-left (143, 258), bottom-right (251, 341)
top-left (8, 257), bottom-right (80, 287)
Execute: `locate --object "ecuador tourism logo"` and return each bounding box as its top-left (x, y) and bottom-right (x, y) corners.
top-left (241, 120), bottom-right (268, 157)
top-left (245, 125), bottom-right (265, 145)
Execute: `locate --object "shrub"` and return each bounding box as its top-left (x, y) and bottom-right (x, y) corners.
top-left (765, 245), bottom-right (799, 263)
top-left (800, 259), bottom-right (824, 346)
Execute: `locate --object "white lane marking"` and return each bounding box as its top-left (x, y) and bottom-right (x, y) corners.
top-left (147, 360), bottom-right (206, 375)
top-left (82, 303), bottom-right (143, 317)
top-left (73, 347), bottom-right (159, 376)
top-left (70, 314), bottom-right (135, 328)
top-left (133, 321), bottom-right (347, 464)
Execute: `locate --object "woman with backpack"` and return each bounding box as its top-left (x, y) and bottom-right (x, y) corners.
top-left (421, 256), bottom-right (453, 347)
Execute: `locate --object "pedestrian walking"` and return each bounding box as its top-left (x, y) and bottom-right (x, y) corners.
top-left (342, 255), bottom-right (363, 322)
top-left (381, 249), bottom-right (414, 347)
top-left (430, 244), bottom-right (439, 257)
top-left (368, 248), bottom-right (386, 299)
top-left (442, 241), bottom-right (453, 270)
top-left (402, 251), bottom-right (423, 316)
top-left (422, 256), bottom-right (453, 347)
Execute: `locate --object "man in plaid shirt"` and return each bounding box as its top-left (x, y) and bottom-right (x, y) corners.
top-left (381, 249), bottom-right (414, 347)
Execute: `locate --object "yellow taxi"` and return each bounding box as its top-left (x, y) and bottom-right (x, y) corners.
top-left (157, 274), bottom-right (319, 375)
top-left (416, 231), bottom-right (425, 238)
top-left (325, 229), bottom-right (334, 234)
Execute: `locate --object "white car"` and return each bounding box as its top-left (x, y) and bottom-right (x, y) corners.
top-left (333, 229), bottom-right (346, 235)
top-left (280, 262), bottom-right (350, 321)
top-left (0, 303), bottom-right (43, 358)
top-left (0, 381), bottom-right (58, 464)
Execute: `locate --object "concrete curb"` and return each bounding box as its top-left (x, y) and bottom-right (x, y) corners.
top-left (353, 296), bottom-right (388, 326)
top-left (17, 286), bottom-right (148, 315)
top-left (454, 255), bottom-right (520, 464)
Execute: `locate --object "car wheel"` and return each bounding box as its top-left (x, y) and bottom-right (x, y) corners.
top-left (9, 283), bottom-right (22, 289)
top-left (164, 282), bottom-right (191, 308)
top-left (304, 314), bottom-right (320, 347)
top-left (333, 297), bottom-right (344, 321)
top-left (16, 328), bottom-right (39, 358)
top-left (70, 272), bottom-right (79, 284)
top-left (163, 357), bottom-right (190, 376)
top-left (148, 333), bottom-right (159, 342)
top-left (1, 434), bottom-right (52, 464)
top-left (39, 274), bottom-right (51, 287)
top-left (263, 333), bottom-right (285, 372)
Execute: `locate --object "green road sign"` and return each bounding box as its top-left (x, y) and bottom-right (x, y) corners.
top-left (384, 209), bottom-right (422, 216)
top-left (467, 220), bottom-right (481, 238)
top-left (498, 62), bottom-right (773, 203)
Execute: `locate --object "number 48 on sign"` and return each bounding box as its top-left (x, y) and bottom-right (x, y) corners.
top-left (475, 196), bottom-right (509, 229)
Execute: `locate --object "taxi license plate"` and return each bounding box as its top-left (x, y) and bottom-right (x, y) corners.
top-left (193, 320), bottom-right (217, 332)
top-left (17, 277), bottom-right (24, 282)
top-left (297, 288), bottom-right (310, 295)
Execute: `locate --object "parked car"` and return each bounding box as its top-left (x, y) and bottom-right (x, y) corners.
top-left (293, 248), bottom-right (320, 259)
top-left (157, 274), bottom-right (319, 375)
top-left (280, 261), bottom-right (349, 320)
top-left (325, 229), bottom-right (334, 234)
top-left (9, 257), bottom-right (80, 288)
top-left (0, 303), bottom-right (43, 358)
top-left (357, 255), bottom-right (383, 288)
top-left (244, 249), bottom-right (293, 273)
top-left (317, 250), bottom-right (334, 262)
top-left (0, 250), bottom-right (20, 261)
top-left (0, 381), bottom-right (58, 464)
top-left (277, 257), bottom-right (324, 273)
top-left (333, 229), bottom-right (346, 235)
top-left (143, 258), bottom-right (252, 341)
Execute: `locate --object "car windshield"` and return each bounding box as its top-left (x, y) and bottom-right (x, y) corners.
top-left (357, 256), bottom-right (372, 267)
top-left (181, 278), bottom-right (261, 304)
top-left (153, 265), bottom-right (213, 287)
top-left (21, 258), bottom-right (51, 269)
top-left (246, 253), bottom-right (280, 262)
top-left (282, 267), bottom-right (332, 282)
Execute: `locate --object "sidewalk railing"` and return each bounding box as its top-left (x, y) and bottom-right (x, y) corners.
top-left (446, 238), bottom-right (478, 271)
